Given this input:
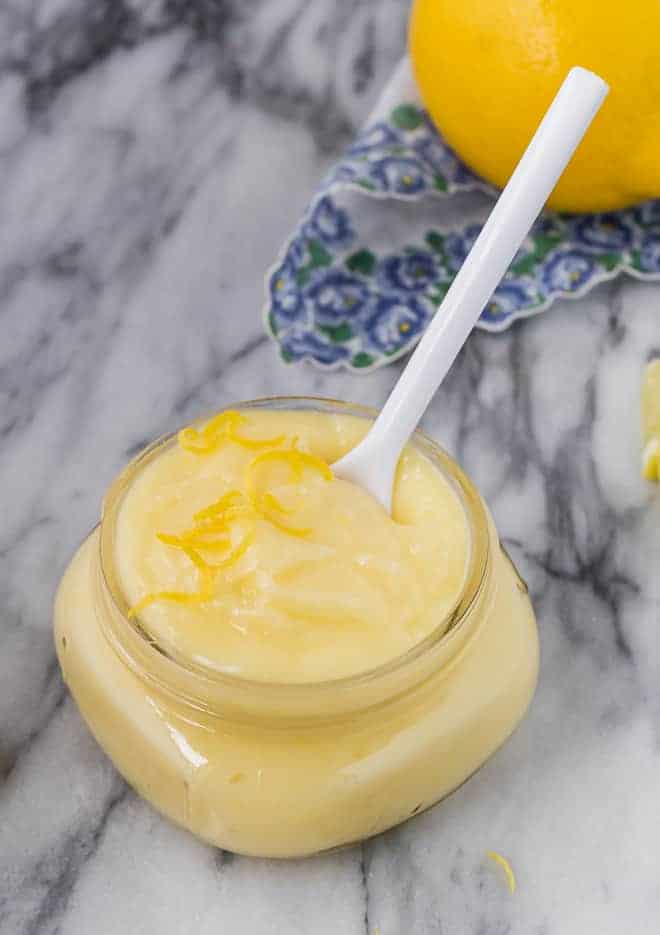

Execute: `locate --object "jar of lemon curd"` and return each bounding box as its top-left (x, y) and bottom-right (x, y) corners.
top-left (54, 397), bottom-right (538, 858)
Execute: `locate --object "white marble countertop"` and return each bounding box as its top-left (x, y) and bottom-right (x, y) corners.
top-left (1, 1), bottom-right (659, 932)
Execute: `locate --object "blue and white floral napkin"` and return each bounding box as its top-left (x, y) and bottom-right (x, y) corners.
top-left (264, 59), bottom-right (660, 372)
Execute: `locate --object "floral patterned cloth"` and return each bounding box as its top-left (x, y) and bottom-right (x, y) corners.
top-left (264, 59), bottom-right (660, 371)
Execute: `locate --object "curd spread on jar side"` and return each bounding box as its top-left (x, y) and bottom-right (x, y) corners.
top-left (115, 410), bottom-right (470, 682)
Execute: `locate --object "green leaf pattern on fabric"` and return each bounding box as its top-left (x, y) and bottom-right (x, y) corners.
top-left (264, 104), bottom-right (660, 371)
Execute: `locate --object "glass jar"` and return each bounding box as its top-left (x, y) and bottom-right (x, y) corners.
top-left (54, 397), bottom-right (539, 858)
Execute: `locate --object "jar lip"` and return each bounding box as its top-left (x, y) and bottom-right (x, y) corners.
top-left (98, 396), bottom-right (491, 719)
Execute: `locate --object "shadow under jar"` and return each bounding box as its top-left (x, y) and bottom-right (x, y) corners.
top-left (54, 397), bottom-right (539, 858)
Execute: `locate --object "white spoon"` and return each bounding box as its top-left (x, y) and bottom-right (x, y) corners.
top-left (334, 66), bottom-right (609, 511)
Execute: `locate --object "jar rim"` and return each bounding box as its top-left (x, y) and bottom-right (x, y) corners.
top-left (98, 396), bottom-right (491, 722)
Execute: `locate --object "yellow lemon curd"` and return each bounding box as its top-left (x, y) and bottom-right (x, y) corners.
top-left (117, 409), bottom-right (470, 683)
top-left (54, 400), bottom-right (539, 857)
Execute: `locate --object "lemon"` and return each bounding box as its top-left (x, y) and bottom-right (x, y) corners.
top-left (409, 0), bottom-right (660, 212)
top-left (642, 360), bottom-right (660, 482)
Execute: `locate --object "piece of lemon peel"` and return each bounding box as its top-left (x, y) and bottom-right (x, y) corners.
top-left (642, 360), bottom-right (660, 482)
top-left (244, 442), bottom-right (332, 537)
top-left (642, 437), bottom-right (659, 482)
top-left (128, 499), bottom-right (255, 617)
top-left (486, 851), bottom-right (516, 893)
top-left (127, 586), bottom-right (212, 619)
top-left (179, 410), bottom-right (285, 455)
top-left (128, 419), bottom-right (333, 617)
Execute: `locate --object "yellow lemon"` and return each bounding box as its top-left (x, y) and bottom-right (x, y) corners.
top-left (409, 0), bottom-right (660, 212)
top-left (642, 360), bottom-right (660, 482)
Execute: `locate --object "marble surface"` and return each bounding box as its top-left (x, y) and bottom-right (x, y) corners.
top-left (1, 1), bottom-right (659, 932)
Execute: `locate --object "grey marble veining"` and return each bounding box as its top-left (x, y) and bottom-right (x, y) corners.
top-left (1, 1), bottom-right (659, 933)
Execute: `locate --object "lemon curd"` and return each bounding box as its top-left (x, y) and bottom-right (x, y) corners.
top-left (54, 398), bottom-right (539, 857)
top-left (116, 409), bottom-right (469, 683)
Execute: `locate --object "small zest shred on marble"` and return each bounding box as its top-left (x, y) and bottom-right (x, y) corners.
top-left (486, 851), bottom-right (517, 894)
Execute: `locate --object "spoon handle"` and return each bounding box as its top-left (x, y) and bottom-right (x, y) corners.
top-left (365, 67), bottom-right (608, 462)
